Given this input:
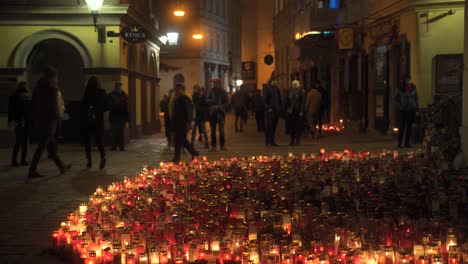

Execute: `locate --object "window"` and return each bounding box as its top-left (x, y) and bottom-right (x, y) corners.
top-left (318, 0), bottom-right (342, 8)
top-left (329, 0), bottom-right (340, 8)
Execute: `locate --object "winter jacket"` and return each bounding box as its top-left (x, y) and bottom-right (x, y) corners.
top-left (81, 88), bottom-right (110, 131)
top-left (207, 88), bottom-right (228, 118)
top-left (109, 90), bottom-right (129, 122)
top-left (31, 78), bottom-right (60, 133)
top-left (395, 84), bottom-right (419, 112)
top-left (192, 92), bottom-right (209, 122)
top-left (172, 94), bottom-right (194, 132)
top-left (286, 88), bottom-right (305, 115)
top-left (252, 94), bottom-right (266, 112)
top-left (263, 84), bottom-right (282, 114)
top-left (231, 90), bottom-right (249, 110)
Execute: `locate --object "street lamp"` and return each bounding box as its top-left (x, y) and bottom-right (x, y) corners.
top-left (236, 79), bottom-right (243, 87)
top-left (192, 34), bottom-right (203, 40)
top-left (173, 0), bottom-right (185, 17)
top-left (85, 0), bottom-right (104, 29)
top-left (167, 32), bottom-right (179, 45)
top-left (173, 10), bottom-right (185, 17)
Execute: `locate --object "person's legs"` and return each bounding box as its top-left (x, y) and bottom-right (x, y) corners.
top-left (183, 137), bottom-right (199, 158)
top-left (20, 124), bottom-right (29, 164)
top-left (272, 114), bottom-right (279, 145)
top-left (84, 131), bottom-right (92, 167)
top-left (172, 130), bottom-right (184, 163)
top-left (265, 112), bottom-right (272, 145)
top-left (200, 121), bottom-right (209, 148)
top-left (295, 116), bottom-right (302, 145)
top-left (234, 110), bottom-right (239, 132)
top-left (219, 116), bottom-right (226, 149)
top-left (404, 112), bottom-right (415, 147)
top-left (239, 110), bottom-right (244, 132)
top-left (95, 129), bottom-right (106, 169)
top-left (191, 122), bottom-right (198, 146)
top-left (48, 138), bottom-right (65, 171)
top-left (259, 111), bottom-right (265, 131)
top-left (29, 135), bottom-right (49, 174)
top-left (111, 121), bottom-right (118, 150)
top-left (397, 111), bottom-right (407, 147)
top-left (210, 117), bottom-right (217, 149)
top-left (11, 125), bottom-right (22, 165)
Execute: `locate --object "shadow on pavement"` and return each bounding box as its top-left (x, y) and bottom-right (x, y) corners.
top-left (70, 169), bottom-right (118, 196)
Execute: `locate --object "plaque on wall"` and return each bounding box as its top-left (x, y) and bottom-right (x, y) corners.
top-left (242, 61), bottom-right (256, 81)
top-left (338, 28), bottom-right (354, 50)
top-left (121, 25), bottom-right (147, 43)
top-left (435, 54), bottom-right (463, 95)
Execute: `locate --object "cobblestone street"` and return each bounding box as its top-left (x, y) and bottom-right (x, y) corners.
top-left (0, 115), bottom-right (398, 263)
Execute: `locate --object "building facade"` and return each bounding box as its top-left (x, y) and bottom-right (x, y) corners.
top-left (158, 0), bottom-right (231, 98)
top-left (0, 0), bottom-right (165, 146)
top-left (274, 0), bottom-right (464, 133)
top-left (240, 0), bottom-right (276, 91)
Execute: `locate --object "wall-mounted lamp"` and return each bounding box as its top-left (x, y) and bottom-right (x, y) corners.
top-left (85, 0), bottom-right (104, 30)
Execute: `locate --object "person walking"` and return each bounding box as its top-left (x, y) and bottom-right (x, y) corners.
top-left (252, 90), bottom-right (266, 132)
top-left (171, 83), bottom-right (199, 163)
top-left (207, 79), bottom-right (228, 151)
top-left (264, 80), bottom-right (282, 147)
top-left (8, 81), bottom-right (32, 166)
top-left (306, 84), bottom-right (322, 138)
top-left (286, 80), bottom-right (305, 146)
top-left (395, 75), bottom-right (419, 148)
top-left (191, 85), bottom-right (209, 148)
top-left (28, 66), bottom-right (71, 178)
top-left (109, 82), bottom-right (129, 151)
top-left (81, 76), bottom-right (110, 169)
top-left (230, 88), bottom-right (248, 132)
top-left (160, 93), bottom-right (172, 149)
top-left (317, 81), bottom-right (329, 135)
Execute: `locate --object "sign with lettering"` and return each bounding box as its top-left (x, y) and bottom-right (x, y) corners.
top-left (121, 25), bottom-right (147, 43)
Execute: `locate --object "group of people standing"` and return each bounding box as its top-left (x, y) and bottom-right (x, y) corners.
top-left (8, 66), bottom-right (129, 179)
top-left (230, 78), bottom-right (329, 147)
top-left (160, 79), bottom-right (229, 163)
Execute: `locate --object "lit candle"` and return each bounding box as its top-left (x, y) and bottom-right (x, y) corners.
top-left (79, 203), bottom-right (88, 215)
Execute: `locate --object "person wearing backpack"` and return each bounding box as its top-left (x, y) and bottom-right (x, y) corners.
top-left (394, 74), bottom-right (419, 148)
top-left (170, 82), bottom-right (199, 163)
top-left (81, 76), bottom-right (110, 169)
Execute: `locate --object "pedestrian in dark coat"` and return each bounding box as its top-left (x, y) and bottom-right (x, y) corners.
top-left (252, 90), bottom-right (266, 132)
top-left (395, 75), bottom-right (419, 148)
top-left (160, 93), bottom-right (172, 149)
top-left (171, 83), bottom-right (199, 163)
top-left (230, 88), bottom-right (248, 132)
top-left (286, 80), bottom-right (306, 146)
top-left (109, 82), bottom-right (129, 151)
top-left (81, 76), bottom-right (110, 169)
top-left (207, 79), bottom-right (229, 151)
top-left (191, 85), bottom-right (209, 148)
top-left (8, 81), bottom-right (32, 166)
top-left (317, 81), bottom-right (329, 134)
top-left (28, 66), bottom-right (71, 178)
top-left (264, 80), bottom-right (282, 146)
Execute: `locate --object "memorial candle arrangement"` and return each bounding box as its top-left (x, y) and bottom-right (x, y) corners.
top-left (52, 150), bottom-right (468, 264)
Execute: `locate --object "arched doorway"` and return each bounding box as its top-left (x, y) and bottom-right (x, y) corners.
top-left (27, 38), bottom-right (85, 142)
